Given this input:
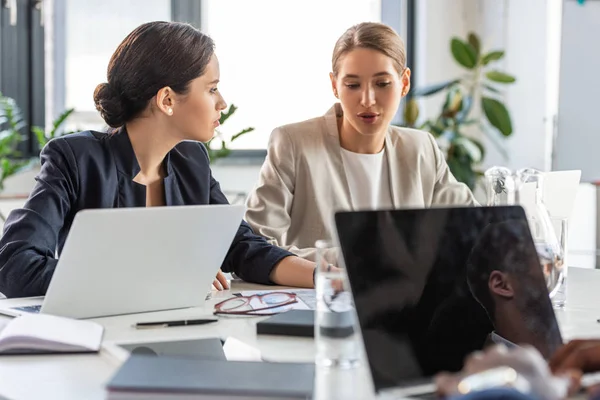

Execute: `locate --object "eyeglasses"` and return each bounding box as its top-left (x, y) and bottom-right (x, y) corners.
top-left (214, 292), bottom-right (298, 316)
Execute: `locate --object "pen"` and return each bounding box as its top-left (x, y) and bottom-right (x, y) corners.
top-left (134, 318), bottom-right (218, 329)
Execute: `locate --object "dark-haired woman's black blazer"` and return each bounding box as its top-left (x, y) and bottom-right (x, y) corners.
top-left (0, 129), bottom-right (293, 298)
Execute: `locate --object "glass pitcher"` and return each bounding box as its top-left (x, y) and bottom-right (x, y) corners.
top-left (516, 168), bottom-right (565, 299)
top-left (484, 167), bottom-right (565, 299)
top-left (484, 166), bottom-right (518, 206)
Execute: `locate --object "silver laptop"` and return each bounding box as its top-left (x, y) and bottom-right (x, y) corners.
top-left (0, 204), bottom-right (244, 319)
top-left (335, 206), bottom-right (563, 398)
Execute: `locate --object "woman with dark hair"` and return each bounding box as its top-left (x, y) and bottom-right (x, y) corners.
top-left (0, 21), bottom-right (316, 298)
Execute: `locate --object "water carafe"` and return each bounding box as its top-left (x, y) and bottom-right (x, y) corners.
top-left (484, 167), bottom-right (565, 299)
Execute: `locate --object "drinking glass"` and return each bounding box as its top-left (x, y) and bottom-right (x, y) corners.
top-left (314, 240), bottom-right (360, 369)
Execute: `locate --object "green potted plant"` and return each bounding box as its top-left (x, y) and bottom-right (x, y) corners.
top-left (32, 108), bottom-right (75, 148)
top-left (0, 92), bottom-right (75, 190)
top-left (402, 32), bottom-right (516, 189)
top-left (205, 104), bottom-right (255, 162)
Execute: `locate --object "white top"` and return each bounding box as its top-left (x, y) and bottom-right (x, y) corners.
top-left (341, 147), bottom-right (393, 210)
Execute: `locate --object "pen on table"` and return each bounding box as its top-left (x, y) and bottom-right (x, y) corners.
top-left (134, 318), bottom-right (218, 329)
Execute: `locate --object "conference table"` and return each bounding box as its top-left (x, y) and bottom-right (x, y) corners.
top-left (1, 267), bottom-right (600, 400)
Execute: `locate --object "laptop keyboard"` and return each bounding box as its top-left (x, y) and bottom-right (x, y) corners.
top-left (12, 305), bottom-right (42, 313)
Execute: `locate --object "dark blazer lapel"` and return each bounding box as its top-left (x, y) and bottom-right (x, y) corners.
top-left (109, 128), bottom-right (146, 208)
top-left (163, 152), bottom-right (184, 206)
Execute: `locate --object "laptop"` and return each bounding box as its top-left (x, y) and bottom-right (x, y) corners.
top-left (0, 204), bottom-right (245, 319)
top-left (334, 206), bottom-right (563, 398)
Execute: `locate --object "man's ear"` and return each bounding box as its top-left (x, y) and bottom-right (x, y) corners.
top-left (488, 270), bottom-right (514, 299)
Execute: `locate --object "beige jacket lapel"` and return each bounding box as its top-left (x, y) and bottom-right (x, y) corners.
top-left (384, 132), bottom-right (401, 208)
top-left (385, 129), bottom-right (428, 209)
top-left (323, 104), bottom-right (353, 211)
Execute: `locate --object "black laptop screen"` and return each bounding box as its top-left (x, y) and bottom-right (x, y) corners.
top-left (334, 206), bottom-right (563, 392)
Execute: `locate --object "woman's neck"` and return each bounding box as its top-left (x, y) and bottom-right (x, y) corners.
top-left (337, 116), bottom-right (386, 154)
top-left (125, 117), bottom-right (180, 184)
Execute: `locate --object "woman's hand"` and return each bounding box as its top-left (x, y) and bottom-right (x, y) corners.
top-left (212, 270), bottom-right (229, 291)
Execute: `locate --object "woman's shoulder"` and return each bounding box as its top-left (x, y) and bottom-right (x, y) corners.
top-left (171, 140), bottom-right (209, 161)
top-left (42, 130), bottom-right (111, 159)
top-left (277, 114), bottom-right (327, 134)
top-left (275, 104), bottom-right (339, 140)
top-left (169, 140), bottom-right (210, 174)
top-left (269, 111), bottom-right (334, 151)
top-left (388, 125), bottom-right (438, 153)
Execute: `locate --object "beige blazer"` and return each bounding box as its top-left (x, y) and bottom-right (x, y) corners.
top-left (245, 103), bottom-right (477, 262)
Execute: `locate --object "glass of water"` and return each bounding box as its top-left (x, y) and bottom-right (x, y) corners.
top-left (550, 217), bottom-right (569, 309)
top-left (314, 240), bottom-right (360, 369)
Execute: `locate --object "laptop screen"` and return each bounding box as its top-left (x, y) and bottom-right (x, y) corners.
top-left (334, 206), bottom-right (563, 392)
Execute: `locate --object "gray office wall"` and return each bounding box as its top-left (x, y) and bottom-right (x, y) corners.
top-left (554, 0), bottom-right (600, 182)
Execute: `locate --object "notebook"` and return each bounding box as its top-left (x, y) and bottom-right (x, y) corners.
top-left (0, 314), bottom-right (104, 355)
top-left (106, 355), bottom-right (314, 399)
top-left (256, 310), bottom-right (314, 338)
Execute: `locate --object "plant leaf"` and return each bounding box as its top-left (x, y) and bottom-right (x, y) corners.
top-left (486, 70), bottom-right (516, 84)
top-left (470, 138), bottom-right (486, 162)
top-left (483, 84), bottom-right (502, 94)
top-left (455, 95), bottom-right (473, 123)
top-left (451, 38), bottom-right (478, 69)
top-left (219, 104), bottom-right (237, 125)
top-left (467, 32), bottom-right (481, 58)
top-left (412, 79), bottom-right (460, 97)
top-left (481, 51), bottom-right (505, 65)
top-left (482, 97), bottom-right (513, 136)
top-left (455, 136), bottom-right (483, 163)
top-left (231, 127), bottom-right (255, 142)
top-left (442, 87), bottom-right (463, 118)
top-left (32, 126), bottom-right (47, 147)
top-left (403, 98), bottom-right (419, 127)
top-left (480, 123), bottom-right (509, 160)
top-left (50, 108), bottom-right (75, 138)
top-left (447, 155), bottom-right (476, 190)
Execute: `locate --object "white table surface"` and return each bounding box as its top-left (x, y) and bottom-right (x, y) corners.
top-left (1, 268), bottom-right (599, 400)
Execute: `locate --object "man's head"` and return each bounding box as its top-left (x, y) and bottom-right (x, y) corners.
top-left (466, 220), bottom-right (545, 321)
top-left (466, 218), bottom-right (563, 360)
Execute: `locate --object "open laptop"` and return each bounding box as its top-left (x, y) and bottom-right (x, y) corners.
top-left (0, 204), bottom-right (245, 319)
top-left (334, 206), bottom-right (563, 398)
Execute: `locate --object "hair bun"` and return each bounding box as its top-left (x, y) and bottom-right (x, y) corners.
top-left (93, 82), bottom-right (127, 128)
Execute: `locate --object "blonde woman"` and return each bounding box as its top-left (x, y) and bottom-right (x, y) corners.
top-left (246, 22), bottom-right (476, 262)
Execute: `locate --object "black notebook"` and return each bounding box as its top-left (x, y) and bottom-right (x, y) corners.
top-left (106, 355), bottom-right (314, 399)
top-left (256, 310), bottom-right (314, 338)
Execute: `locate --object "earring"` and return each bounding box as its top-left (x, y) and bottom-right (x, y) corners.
top-left (334, 91), bottom-right (339, 98)
top-left (167, 108), bottom-right (173, 115)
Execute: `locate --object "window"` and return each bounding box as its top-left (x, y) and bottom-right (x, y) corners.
top-left (202, 0), bottom-right (382, 149)
top-left (1, 0), bottom-right (44, 156)
top-left (50, 0), bottom-right (413, 151)
top-left (61, 0), bottom-right (171, 131)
